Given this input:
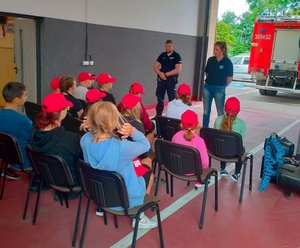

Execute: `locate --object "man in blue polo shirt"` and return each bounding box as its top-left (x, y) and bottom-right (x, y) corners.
top-left (153, 40), bottom-right (182, 117)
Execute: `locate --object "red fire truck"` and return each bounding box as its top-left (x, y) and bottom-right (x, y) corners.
top-left (248, 17), bottom-right (300, 96)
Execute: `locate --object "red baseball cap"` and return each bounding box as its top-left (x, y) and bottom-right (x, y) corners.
top-left (96, 73), bottom-right (116, 85)
top-left (50, 77), bottom-right (61, 91)
top-left (118, 93), bottom-right (142, 110)
top-left (225, 97), bottom-right (240, 116)
top-left (177, 84), bottom-right (191, 96)
top-left (129, 82), bottom-right (144, 95)
top-left (42, 93), bottom-right (73, 113)
top-left (181, 110), bottom-right (198, 129)
top-left (85, 89), bottom-right (106, 103)
top-left (78, 72), bottom-right (95, 82)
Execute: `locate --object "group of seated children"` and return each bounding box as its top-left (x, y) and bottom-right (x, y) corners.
top-left (0, 76), bottom-right (245, 229)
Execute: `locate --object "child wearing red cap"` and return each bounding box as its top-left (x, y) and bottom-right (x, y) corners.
top-left (214, 97), bottom-right (246, 181)
top-left (96, 73), bottom-right (117, 105)
top-left (80, 101), bottom-right (157, 229)
top-left (81, 89), bottom-right (106, 119)
top-left (129, 82), bottom-right (155, 133)
top-left (50, 77), bottom-right (61, 93)
top-left (172, 110), bottom-right (209, 188)
top-left (74, 72), bottom-right (95, 100)
top-left (59, 76), bottom-right (83, 118)
top-left (166, 83), bottom-right (197, 119)
top-left (30, 93), bottom-right (82, 196)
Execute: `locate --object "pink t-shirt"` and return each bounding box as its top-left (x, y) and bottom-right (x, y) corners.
top-left (172, 130), bottom-right (209, 169)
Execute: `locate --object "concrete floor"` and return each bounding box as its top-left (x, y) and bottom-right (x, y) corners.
top-left (0, 84), bottom-right (299, 248)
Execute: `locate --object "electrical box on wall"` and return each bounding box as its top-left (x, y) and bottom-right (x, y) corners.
top-left (82, 61), bottom-right (94, 66)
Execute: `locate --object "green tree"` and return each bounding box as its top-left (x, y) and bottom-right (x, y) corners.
top-left (215, 21), bottom-right (235, 54)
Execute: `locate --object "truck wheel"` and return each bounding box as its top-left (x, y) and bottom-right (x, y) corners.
top-left (259, 89), bottom-right (267, 95)
top-left (266, 90), bottom-right (278, 96)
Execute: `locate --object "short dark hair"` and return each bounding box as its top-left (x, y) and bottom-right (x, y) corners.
top-left (2, 82), bottom-right (26, 103)
top-left (59, 76), bottom-right (75, 93)
top-left (165, 39), bottom-right (173, 44)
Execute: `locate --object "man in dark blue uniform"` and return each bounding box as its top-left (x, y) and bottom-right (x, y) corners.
top-left (153, 40), bottom-right (182, 117)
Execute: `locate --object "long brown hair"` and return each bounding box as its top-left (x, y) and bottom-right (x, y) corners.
top-left (215, 41), bottom-right (228, 57)
top-left (220, 114), bottom-right (237, 131)
top-left (59, 76), bottom-right (76, 93)
top-left (35, 111), bottom-right (61, 130)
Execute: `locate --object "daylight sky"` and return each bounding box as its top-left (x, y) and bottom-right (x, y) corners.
top-left (218, 0), bottom-right (249, 18)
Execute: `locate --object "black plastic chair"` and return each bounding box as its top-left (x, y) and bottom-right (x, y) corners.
top-left (23, 145), bottom-right (82, 248)
top-left (200, 127), bottom-right (253, 203)
top-left (155, 116), bottom-right (182, 141)
top-left (0, 131), bottom-right (24, 200)
top-left (154, 139), bottom-right (218, 229)
top-left (24, 101), bottom-right (42, 123)
top-left (76, 159), bottom-right (164, 248)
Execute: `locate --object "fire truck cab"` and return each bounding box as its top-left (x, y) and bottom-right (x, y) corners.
top-left (248, 17), bottom-right (300, 96)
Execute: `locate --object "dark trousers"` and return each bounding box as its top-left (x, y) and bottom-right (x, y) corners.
top-left (155, 79), bottom-right (177, 116)
top-left (221, 161), bottom-right (242, 174)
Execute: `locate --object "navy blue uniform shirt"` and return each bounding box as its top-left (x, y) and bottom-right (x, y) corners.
top-left (205, 56), bottom-right (233, 86)
top-left (157, 51), bottom-right (182, 74)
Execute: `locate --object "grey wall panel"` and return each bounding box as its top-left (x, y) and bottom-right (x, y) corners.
top-left (40, 18), bottom-right (204, 105)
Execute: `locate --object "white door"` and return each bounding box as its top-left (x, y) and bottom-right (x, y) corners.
top-left (14, 18), bottom-right (37, 103)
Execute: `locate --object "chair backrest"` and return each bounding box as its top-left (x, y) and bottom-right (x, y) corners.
top-left (26, 145), bottom-right (74, 188)
top-left (200, 127), bottom-right (244, 159)
top-left (155, 139), bottom-right (202, 177)
top-left (0, 131), bottom-right (24, 166)
top-left (76, 159), bottom-right (130, 213)
top-left (61, 113), bottom-right (84, 135)
top-left (24, 101), bottom-right (42, 123)
top-left (155, 116), bottom-right (182, 141)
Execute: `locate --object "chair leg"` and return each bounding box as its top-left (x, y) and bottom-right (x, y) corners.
top-left (154, 203), bottom-right (164, 248)
top-left (199, 179), bottom-right (209, 230)
top-left (63, 192), bottom-right (69, 208)
top-left (164, 171), bottom-right (169, 195)
top-left (0, 166), bottom-right (8, 200)
top-left (249, 154), bottom-right (253, 191)
top-left (79, 199), bottom-right (91, 248)
top-left (23, 172), bottom-right (34, 220)
top-left (239, 160), bottom-right (248, 203)
top-left (154, 168), bottom-right (162, 197)
top-left (209, 156), bottom-right (212, 167)
top-left (57, 191), bottom-right (64, 206)
top-left (103, 211), bottom-right (108, 225)
top-left (214, 172), bottom-right (218, 211)
top-left (131, 212), bottom-right (142, 248)
top-left (187, 181), bottom-right (190, 186)
top-left (170, 175), bottom-right (174, 197)
top-left (72, 191), bottom-right (83, 248)
top-left (32, 180), bottom-right (43, 225)
top-left (113, 215), bottom-right (118, 228)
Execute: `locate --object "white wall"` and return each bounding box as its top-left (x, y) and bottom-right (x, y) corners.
top-left (207, 0), bottom-right (219, 58)
top-left (0, 0), bottom-right (205, 36)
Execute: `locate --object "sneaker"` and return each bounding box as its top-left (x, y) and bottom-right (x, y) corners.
top-left (194, 181), bottom-right (204, 189)
top-left (220, 169), bottom-right (228, 177)
top-left (1, 167), bottom-right (21, 180)
top-left (132, 213), bottom-right (157, 229)
top-left (231, 173), bottom-right (240, 182)
top-left (95, 208), bottom-right (104, 217)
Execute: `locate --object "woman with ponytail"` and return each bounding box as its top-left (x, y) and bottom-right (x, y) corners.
top-left (172, 110), bottom-right (209, 188)
top-left (214, 97), bottom-right (246, 181)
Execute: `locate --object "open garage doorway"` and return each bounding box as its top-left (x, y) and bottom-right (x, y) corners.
top-left (0, 15), bottom-right (37, 107)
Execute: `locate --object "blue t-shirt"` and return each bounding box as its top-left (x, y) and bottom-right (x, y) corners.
top-left (205, 56), bottom-right (233, 86)
top-left (0, 109), bottom-right (32, 169)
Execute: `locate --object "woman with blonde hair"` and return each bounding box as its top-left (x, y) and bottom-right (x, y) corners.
top-left (214, 97), bottom-right (246, 181)
top-left (172, 110), bottom-right (209, 188)
top-left (80, 101), bottom-right (157, 229)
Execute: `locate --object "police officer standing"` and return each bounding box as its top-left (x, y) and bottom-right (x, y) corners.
top-left (153, 40), bottom-right (182, 117)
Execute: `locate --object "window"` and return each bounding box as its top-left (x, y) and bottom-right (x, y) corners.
top-left (231, 56), bottom-right (242, 65)
top-left (243, 57), bottom-right (250, 65)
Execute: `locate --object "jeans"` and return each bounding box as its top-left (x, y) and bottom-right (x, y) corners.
top-left (156, 79), bottom-right (177, 116)
top-left (202, 83), bottom-right (226, 128)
